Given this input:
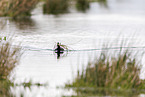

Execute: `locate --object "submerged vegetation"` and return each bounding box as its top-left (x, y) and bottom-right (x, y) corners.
top-left (43, 0), bottom-right (69, 14)
top-left (0, 0), bottom-right (39, 18)
top-left (65, 47), bottom-right (145, 96)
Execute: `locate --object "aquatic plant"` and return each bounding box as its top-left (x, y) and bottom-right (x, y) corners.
top-left (76, 0), bottom-right (90, 12)
top-left (0, 42), bottom-right (20, 80)
top-left (0, 38), bottom-right (21, 96)
top-left (0, 37), bottom-right (49, 96)
top-left (43, 0), bottom-right (69, 14)
top-left (65, 47), bottom-right (145, 96)
top-left (0, 0), bottom-right (39, 18)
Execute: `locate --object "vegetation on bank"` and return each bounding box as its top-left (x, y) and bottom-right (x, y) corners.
top-left (0, 0), bottom-right (39, 18)
top-left (43, 0), bottom-right (69, 14)
top-left (0, 0), bottom-right (108, 17)
top-left (65, 47), bottom-right (145, 96)
top-left (76, 0), bottom-right (90, 12)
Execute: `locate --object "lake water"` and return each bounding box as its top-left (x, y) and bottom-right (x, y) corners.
top-left (1, 0), bottom-right (145, 96)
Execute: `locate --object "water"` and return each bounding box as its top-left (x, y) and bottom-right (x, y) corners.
top-left (1, 0), bottom-right (145, 96)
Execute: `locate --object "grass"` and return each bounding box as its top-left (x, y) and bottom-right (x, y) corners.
top-left (76, 0), bottom-right (90, 12)
top-left (0, 0), bottom-right (39, 18)
top-left (0, 38), bottom-right (48, 96)
top-left (65, 45), bottom-right (145, 96)
top-left (43, 0), bottom-right (69, 14)
top-left (0, 38), bottom-right (21, 96)
top-left (0, 41), bottom-right (20, 80)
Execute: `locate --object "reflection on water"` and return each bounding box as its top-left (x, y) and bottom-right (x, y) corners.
top-left (55, 51), bottom-right (68, 59)
top-left (56, 51), bottom-right (63, 59)
top-left (63, 87), bottom-right (141, 97)
top-left (0, 18), bottom-right (6, 30)
top-left (97, 0), bottom-right (108, 8)
top-left (0, 83), bottom-right (13, 97)
top-left (10, 18), bottom-right (36, 30)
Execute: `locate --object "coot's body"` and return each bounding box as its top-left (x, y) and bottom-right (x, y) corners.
top-left (55, 44), bottom-right (64, 53)
top-left (54, 42), bottom-right (66, 59)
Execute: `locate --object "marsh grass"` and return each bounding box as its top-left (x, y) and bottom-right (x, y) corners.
top-left (0, 0), bottom-right (38, 18)
top-left (43, 0), bottom-right (69, 14)
top-left (0, 42), bottom-right (21, 80)
top-left (65, 47), bottom-right (145, 96)
top-left (76, 0), bottom-right (90, 12)
top-left (0, 39), bottom-right (21, 96)
top-left (0, 38), bottom-right (48, 96)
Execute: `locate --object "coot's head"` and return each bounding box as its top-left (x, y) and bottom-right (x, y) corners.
top-left (57, 42), bottom-right (59, 45)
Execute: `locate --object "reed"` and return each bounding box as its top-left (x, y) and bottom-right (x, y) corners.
top-left (0, 39), bottom-right (21, 96)
top-left (43, 0), bottom-right (69, 14)
top-left (0, 42), bottom-right (21, 80)
top-left (66, 47), bottom-right (145, 96)
top-left (0, 0), bottom-right (38, 18)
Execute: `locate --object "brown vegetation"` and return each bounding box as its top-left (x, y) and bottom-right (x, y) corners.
top-left (0, 39), bottom-right (21, 96)
top-left (0, 42), bottom-right (20, 80)
top-left (0, 0), bottom-right (39, 18)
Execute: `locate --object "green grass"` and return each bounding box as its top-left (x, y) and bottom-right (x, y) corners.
top-left (43, 0), bottom-right (69, 14)
top-left (65, 46), bottom-right (145, 96)
top-left (0, 0), bottom-right (39, 18)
